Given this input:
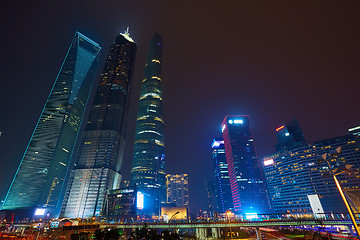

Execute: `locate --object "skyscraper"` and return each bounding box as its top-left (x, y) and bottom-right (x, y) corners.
top-left (204, 180), bottom-right (218, 217)
top-left (60, 30), bottom-right (136, 218)
top-left (275, 119), bottom-right (306, 151)
top-left (166, 174), bottom-right (189, 208)
top-left (2, 32), bottom-right (101, 217)
top-left (130, 33), bottom-right (165, 217)
top-left (221, 115), bottom-right (270, 215)
top-left (211, 138), bottom-right (233, 213)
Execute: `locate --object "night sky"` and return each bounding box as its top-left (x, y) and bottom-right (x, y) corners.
top-left (1, 1), bottom-right (360, 211)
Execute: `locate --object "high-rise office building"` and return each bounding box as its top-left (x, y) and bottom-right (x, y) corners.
top-left (211, 138), bottom-right (233, 213)
top-left (130, 33), bottom-right (165, 217)
top-left (264, 124), bottom-right (360, 215)
top-left (221, 115), bottom-right (270, 215)
top-left (204, 180), bottom-right (218, 217)
top-left (60, 31), bottom-right (136, 218)
top-left (166, 174), bottom-right (189, 208)
top-left (275, 119), bottom-right (306, 151)
top-left (2, 33), bottom-right (101, 217)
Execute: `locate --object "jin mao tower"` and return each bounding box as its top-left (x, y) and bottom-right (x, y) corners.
top-left (61, 30), bottom-right (136, 218)
top-left (130, 33), bottom-right (165, 217)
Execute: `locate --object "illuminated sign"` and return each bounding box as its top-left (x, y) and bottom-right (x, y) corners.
top-left (120, 189), bottom-right (134, 193)
top-left (276, 125), bottom-right (285, 131)
top-left (34, 208), bottom-right (46, 216)
top-left (264, 159), bottom-right (274, 166)
top-left (50, 221), bottom-right (60, 228)
top-left (228, 119), bottom-right (243, 124)
top-left (245, 213), bottom-right (258, 219)
top-left (221, 124), bottom-right (226, 132)
top-left (349, 126), bottom-right (360, 132)
top-left (137, 191), bottom-right (144, 210)
top-left (211, 140), bottom-right (224, 148)
top-left (285, 132), bottom-right (290, 136)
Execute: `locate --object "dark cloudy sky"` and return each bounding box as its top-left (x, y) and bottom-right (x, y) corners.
top-left (1, 1), bottom-right (360, 211)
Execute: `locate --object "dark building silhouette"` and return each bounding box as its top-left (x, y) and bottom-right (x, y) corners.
top-left (204, 180), bottom-right (217, 218)
top-left (221, 115), bottom-right (270, 215)
top-left (130, 33), bottom-right (165, 217)
top-left (107, 187), bottom-right (138, 221)
top-left (60, 30), bottom-right (136, 218)
top-left (211, 138), bottom-right (233, 213)
top-left (2, 33), bottom-right (101, 218)
top-left (275, 119), bottom-right (306, 151)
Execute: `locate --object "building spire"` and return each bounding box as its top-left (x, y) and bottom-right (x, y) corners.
top-left (120, 27), bottom-right (134, 43)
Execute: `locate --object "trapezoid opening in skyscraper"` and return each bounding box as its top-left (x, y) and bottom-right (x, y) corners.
top-left (60, 30), bottom-right (137, 219)
top-left (2, 32), bottom-right (101, 219)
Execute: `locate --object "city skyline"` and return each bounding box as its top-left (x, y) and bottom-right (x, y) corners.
top-left (1, 1), bottom-right (360, 210)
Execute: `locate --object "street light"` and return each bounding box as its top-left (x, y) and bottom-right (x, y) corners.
top-left (317, 147), bottom-right (360, 238)
top-left (169, 211), bottom-right (180, 221)
top-left (168, 211), bottom-right (180, 235)
top-left (226, 211), bottom-right (232, 239)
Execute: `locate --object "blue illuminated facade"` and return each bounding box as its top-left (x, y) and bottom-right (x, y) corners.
top-left (221, 115), bottom-right (270, 215)
top-left (211, 138), bottom-right (233, 213)
top-left (2, 33), bottom-right (101, 217)
top-left (130, 33), bottom-right (165, 217)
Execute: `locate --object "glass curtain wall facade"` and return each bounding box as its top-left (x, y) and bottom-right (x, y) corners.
top-left (60, 31), bottom-right (136, 218)
top-left (221, 115), bottom-right (270, 215)
top-left (264, 133), bottom-right (360, 215)
top-left (204, 180), bottom-right (218, 217)
top-left (212, 138), bottom-right (233, 213)
top-left (130, 33), bottom-right (165, 217)
top-left (2, 33), bottom-right (101, 217)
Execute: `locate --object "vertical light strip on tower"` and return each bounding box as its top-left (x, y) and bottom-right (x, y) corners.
top-left (221, 115), bottom-right (270, 215)
top-left (60, 30), bottom-right (136, 218)
top-left (2, 33), bottom-right (101, 217)
top-left (130, 33), bottom-right (165, 217)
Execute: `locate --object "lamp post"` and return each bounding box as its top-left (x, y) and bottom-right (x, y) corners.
top-left (318, 147), bottom-right (360, 238)
top-left (169, 211), bottom-right (180, 221)
top-left (226, 211), bottom-right (232, 239)
top-left (168, 211), bottom-right (180, 234)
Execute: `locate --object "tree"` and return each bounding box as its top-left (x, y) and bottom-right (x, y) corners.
top-left (70, 231), bottom-right (91, 240)
top-left (94, 228), bottom-right (120, 240)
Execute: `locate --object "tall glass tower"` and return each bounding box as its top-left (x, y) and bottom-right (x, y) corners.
top-left (60, 30), bottom-right (137, 218)
top-left (2, 33), bottom-right (101, 217)
top-left (130, 33), bottom-right (165, 217)
top-left (211, 138), bottom-right (233, 213)
top-left (221, 115), bottom-right (270, 215)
